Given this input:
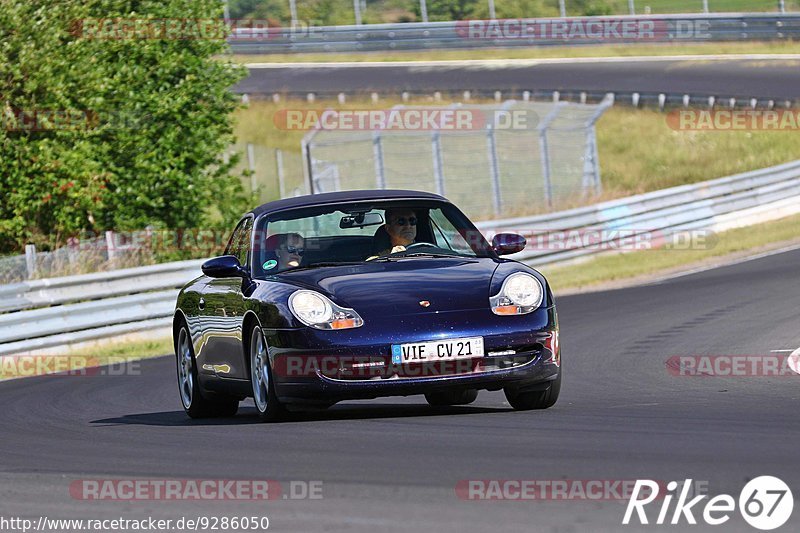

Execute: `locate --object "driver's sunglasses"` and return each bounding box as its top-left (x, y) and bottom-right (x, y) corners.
top-left (285, 246), bottom-right (305, 255)
top-left (393, 217), bottom-right (417, 226)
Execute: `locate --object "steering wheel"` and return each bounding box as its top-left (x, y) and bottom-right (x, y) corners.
top-left (402, 242), bottom-right (436, 251)
top-left (366, 242), bottom-right (437, 261)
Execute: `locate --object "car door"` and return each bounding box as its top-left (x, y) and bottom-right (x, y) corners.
top-left (197, 216), bottom-right (253, 380)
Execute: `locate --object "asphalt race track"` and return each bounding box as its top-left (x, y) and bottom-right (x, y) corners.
top-left (237, 57), bottom-right (800, 101)
top-left (1, 248), bottom-right (799, 532)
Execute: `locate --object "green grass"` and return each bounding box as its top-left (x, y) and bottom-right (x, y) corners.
top-left (63, 337), bottom-right (174, 360)
top-left (596, 107), bottom-right (800, 196)
top-left (229, 40), bottom-right (800, 64)
top-left (540, 212), bottom-right (800, 292)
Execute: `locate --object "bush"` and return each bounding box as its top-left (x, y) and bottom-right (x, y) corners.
top-left (0, 0), bottom-right (249, 255)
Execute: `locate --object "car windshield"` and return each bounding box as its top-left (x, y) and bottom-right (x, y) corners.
top-left (252, 201), bottom-right (492, 277)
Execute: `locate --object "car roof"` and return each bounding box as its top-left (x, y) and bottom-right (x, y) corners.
top-left (250, 189), bottom-right (449, 217)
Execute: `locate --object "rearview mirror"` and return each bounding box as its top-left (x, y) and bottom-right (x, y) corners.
top-left (340, 212), bottom-right (384, 229)
top-left (202, 255), bottom-right (247, 278)
top-left (492, 233), bottom-right (526, 255)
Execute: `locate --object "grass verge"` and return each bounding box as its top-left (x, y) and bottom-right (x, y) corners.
top-left (0, 337), bottom-right (173, 382)
top-left (540, 213), bottom-right (800, 293)
top-left (63, 337), bottom-right (174, 361)
top-left (228, 41), bottom-right (800, 64)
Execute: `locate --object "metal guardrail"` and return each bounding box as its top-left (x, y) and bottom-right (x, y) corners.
top-left (0, 261), bottom-right (203, 355)
top-left (2, 159), bottom-right (800, 355)
top-left (0, 259), bottom-right (204, 313)
top-left (475, 159), bottom-right (800, 265)
top-left (229, 14), bottom-right (800, 54)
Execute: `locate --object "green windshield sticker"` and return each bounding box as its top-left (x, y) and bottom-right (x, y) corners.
top-left (263, 259), bottom-right (278, 270)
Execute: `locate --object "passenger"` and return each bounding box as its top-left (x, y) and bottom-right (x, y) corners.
top-left (264, 232), bottom-right (305, 270)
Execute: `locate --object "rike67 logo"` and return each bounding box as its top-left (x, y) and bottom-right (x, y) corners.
top-left (623, 477), bottom-right (793, 530)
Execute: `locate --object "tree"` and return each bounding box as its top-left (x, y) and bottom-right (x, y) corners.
top-left (0, 0), bottom-right (249, 254)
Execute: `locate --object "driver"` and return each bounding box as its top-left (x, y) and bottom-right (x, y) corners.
top-left (376, 208), bottom-right (417, 256)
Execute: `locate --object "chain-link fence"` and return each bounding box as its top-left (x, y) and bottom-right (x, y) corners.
top-left (0, 232), bottom-right (156, 284)
top-left (300, 99), bottom-right (611, 220)
top-left (228, 143), bottom-right (308, 203)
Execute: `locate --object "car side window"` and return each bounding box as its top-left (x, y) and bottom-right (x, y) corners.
top-left (429, 209), bottom-right (474, 254)
top-left (225, 217), bottom-right (253, 267)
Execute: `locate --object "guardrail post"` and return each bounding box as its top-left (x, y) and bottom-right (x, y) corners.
top-left (780, 0), bottom-right (786, 13)
top-left (486, 125), bottom-right (502, 216)
top-left (488, 0), bottom-right (496, 19)
top-left (702, 0), bottom-right (709, 13)
top-left (276, 148), bottom-right (286, 199)
top-left (431, 131), bottom-right (445, 196)
top-left (539, 127), bottom-right (553, 209)
top-left (373, 130), bottom-right (386, 189)
top-left (25, 244), bottom-right (37, 279)
top-left (628, 0), bottom-right (635, 15)
top-left (105, 231), bottom-right (117, 265)
top-left (584, 125), bottom-right (603, 195)
top-left (247, 143), bottom-right (257, 199)
top-left (353, 0), bottom-right (362, 25)
top-left (584, 95), bottom-right (613, 196)
top-left (537, 103), bottom-right (566, 209)
top-left (301, 139), bottom-right (313, 194)
top-left (420, 0), bottom-right (428, 23)
top-left (301, 124), bottom-right (323, 195)
top-left (559, 0), bottom-right (566, 17)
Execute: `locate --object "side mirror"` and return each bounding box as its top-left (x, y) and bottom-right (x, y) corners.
top-left (492, 233), bottom-right (526, 256)
top-left (202, 255), bottom-right (247, 278)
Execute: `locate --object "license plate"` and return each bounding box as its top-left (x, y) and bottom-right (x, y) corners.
top-left (391, 337), bottom-right (484, 364)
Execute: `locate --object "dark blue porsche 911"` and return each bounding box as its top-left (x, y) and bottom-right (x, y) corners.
top-left (173, 189), bottom-right (561, 420)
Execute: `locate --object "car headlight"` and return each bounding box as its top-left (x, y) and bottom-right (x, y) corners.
top-left (489, 272), bottom-right (544, 315)
top-left (288, 290), bottom-right (363, 330)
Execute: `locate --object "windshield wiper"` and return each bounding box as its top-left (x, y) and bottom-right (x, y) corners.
top-left (400, 252), bottom-right (466, 259)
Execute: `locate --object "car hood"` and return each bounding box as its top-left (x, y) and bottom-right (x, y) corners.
top-left (277, 257), bottom-right (501, 317)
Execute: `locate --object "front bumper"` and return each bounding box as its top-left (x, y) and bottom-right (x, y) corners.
top-left (263, 306), bottom-right (559, 404)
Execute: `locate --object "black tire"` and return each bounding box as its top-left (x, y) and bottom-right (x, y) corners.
top-left (504, 369), bottom-right (561, 411)
top-left (249, 324), bottom-right (287, 422)
top-left (175, 322), bottom-right (239, 418)
top-left (425, 389), bottom-right (478, 406)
